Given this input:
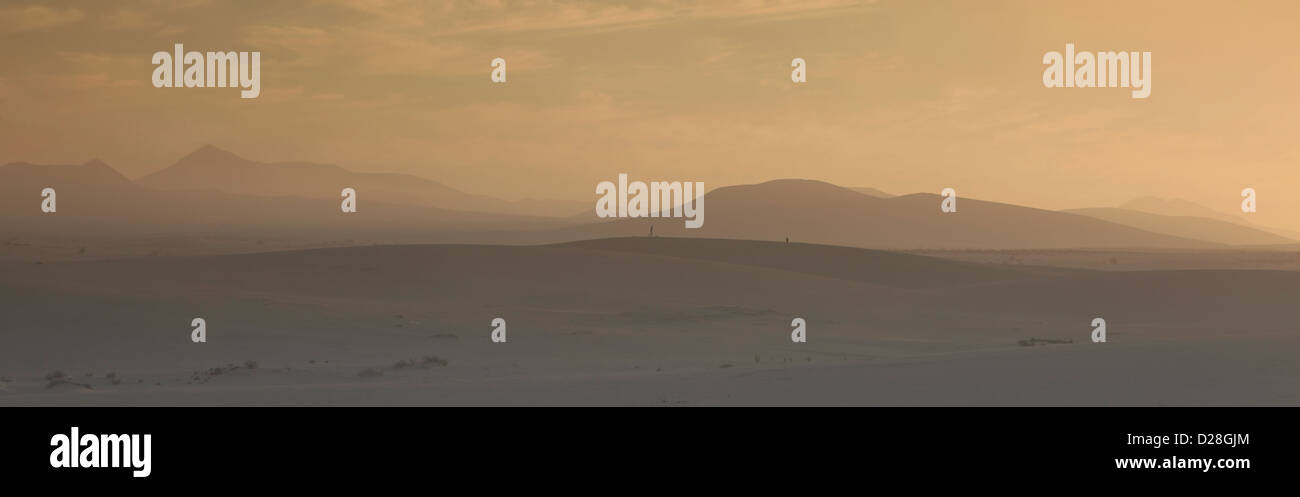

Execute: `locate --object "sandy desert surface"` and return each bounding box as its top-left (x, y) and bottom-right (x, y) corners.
top-left (2, 237), bottom-right (1296, 405)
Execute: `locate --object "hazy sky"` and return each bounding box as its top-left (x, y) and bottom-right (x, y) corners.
top-left (2, 0), bottom-right (1297, 228)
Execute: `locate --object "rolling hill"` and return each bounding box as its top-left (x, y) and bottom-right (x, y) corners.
top-left (551, 179), bottom-right (1220, 250)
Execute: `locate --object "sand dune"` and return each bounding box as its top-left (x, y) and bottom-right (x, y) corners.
top-left (555, 237), bottom-right (1076, 288)
top-left (909, 248), bottom-right (1300, 271)
top-left (1, 238), bottom-right (1294, 405)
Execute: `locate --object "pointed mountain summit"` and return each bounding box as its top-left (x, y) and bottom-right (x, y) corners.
top-left (140, 145), bottom-right (349, 195)
top-left (182, 144), bottom-right (243, 162)
top-left (161, 144), bottom-right (259, 174)
top-left (1, 158), bottom-right (136, 190)
top-left (0, 159), bottom-right (140, 218)
top-left (849, 186), bottom-right (894, 198)
top-left (79, 159), bottom-right (134, 183)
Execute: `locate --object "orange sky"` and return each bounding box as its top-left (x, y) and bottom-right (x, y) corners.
top-left (1, 0), bottom-right (1297, 229)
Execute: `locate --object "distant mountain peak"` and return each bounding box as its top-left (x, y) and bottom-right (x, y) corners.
top-left (81, 158), bottom-right (131, 181)
top-left (703, 179), bottom-right (874, 204)
top-left (0, 158), bottom-right (133, 188)
top-left (756, 178), bottom-right (835, 187)
top-left (1119, 196), bottom-right (1241, 223)
top-left (848, 186), bottom-right (894, 198)
top-left (177, 144), bottom-right (245, 166)
top-left (726, 178), bottom-right (853, 194)
top-left (194, 144), bottom-right (227, 154)
top-left (1123, 196), bottom-right (1199, 209)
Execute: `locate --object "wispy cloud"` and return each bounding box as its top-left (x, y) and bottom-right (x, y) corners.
top-left (324, 0), bottom-right (869, 36)
top-left (0, 5), bottom-right (85, 33)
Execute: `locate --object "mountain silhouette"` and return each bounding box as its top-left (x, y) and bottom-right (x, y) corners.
top-left (554, 179), bottom-right (1220, 250)
top-left (1, 159), bottom-right (135, 191)
top-left (849, 186), bottom-right (893, 198)
top-left (1064, 208), bottom-right (1295, 246)
top-left (138, 145), bottom-right (585, 217)
top-left (0, 158), bottom-right (1269, 250)
top-left (0, 160), bottom-right (141, 218)
top-left (0, 158), bottom-right (570, 236)
top-left (1117, 196), bottom-right (1300, 243)
top-left (1120, 196), bottom-right (1244, 224)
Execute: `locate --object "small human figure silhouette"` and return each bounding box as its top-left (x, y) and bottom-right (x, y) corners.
top-left (649, 225), bottom-right (654, 238)
top-left (785, 237), bottom-right (789, 243)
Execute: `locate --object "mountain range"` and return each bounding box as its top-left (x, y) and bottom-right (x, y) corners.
top-left (1062, 208), bottom-right (1293, 246)
top-left (557, 179), bottom-right (1225, 250)
top-left (0, 155), bottom-right (564, 237)
top-left (138, 145), bottom-right (588, 218)
top-left (2, 146), bottom-right (1294, 250)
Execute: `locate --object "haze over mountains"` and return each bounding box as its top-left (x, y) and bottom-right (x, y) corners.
top-left (138, 145), bottom-right (588, 218)
top-left (849, 187), bottom-right (893, 198)
top-left (3, 152), bottom-right (1298, 405)
top-left (1063, 208), bottom-right (1294, 246)
top-left (560, 179), bottom-right (1225, 250)
top-left (0, 157), bottom-right (564, 238)
top-left (2, 147), bottom-right (1294, 253)
top-left (1120, 196), bottom-right (1246, 224)
top-left (1104, 197), bottom-right (1300, 243)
